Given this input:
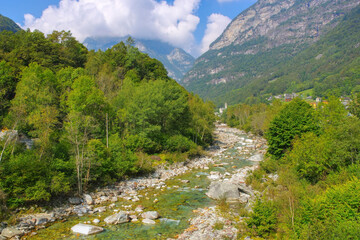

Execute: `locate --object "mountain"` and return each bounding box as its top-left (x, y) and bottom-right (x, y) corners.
top-left (83, 37), bottom-right (195, 81)
top-left (183, 0), bottom-right (360, 105)
top-left (0, 14), bottom-right (21, 33)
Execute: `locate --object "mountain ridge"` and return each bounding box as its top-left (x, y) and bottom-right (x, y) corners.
top-left (183, 0), bottom-right (360, 105)
top-left (0, 14), bottom-right (21, 33)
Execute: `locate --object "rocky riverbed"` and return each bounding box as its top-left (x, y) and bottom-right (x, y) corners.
top-left (0, 124), bottom-right (267, 240)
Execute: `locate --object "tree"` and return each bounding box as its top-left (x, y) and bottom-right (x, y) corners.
top-left (266, 98), bottom-right (319, 159)
top-left (0, 61), bottom-right (16, 125)
top-left (64, 111), bottom-right (96, 195)
top-left (349, 92), bottom-right (360, 119)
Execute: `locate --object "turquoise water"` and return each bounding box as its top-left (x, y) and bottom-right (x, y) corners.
top-left (30, 131), bottom-right (256, 240)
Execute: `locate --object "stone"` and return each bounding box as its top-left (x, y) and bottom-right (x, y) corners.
top-left (35, 217), bottom-right (48, 226)
top-left (92, 219), bottom-right (100, 224)
top-left (71, 223), bottom-right (103, 235)
top-left (68, 197), bottom-right (82, 205)
top-left (206, 182), bottom-right (253, 203)
top-left (135, 205), bottom-right (145, 213)
top-left (93, 206), bottom-right (106, 213)
top-left (208, 174), bottom-right (221, 180)
top-left (83, 194), bottom-right (94, 205)
top-left (141, 211), bottom-right (159, 220)
top-left (160, 218), bottom-right (180, 225)
top-left (1, 227), bottom-right (23, 238)
top-left (142, 219), bottom-right (156, 224)
top-left (104, 212), bottom-right (129, 224)
top-left (248, 154), bottom-right (263, 162)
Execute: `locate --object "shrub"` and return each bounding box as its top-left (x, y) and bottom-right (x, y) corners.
top-left (246, 197), bottom-right (277, 237)
top-left (266, 98), bottom-right (319, 159)
top-left (165, 135), bottom-right (196, 153)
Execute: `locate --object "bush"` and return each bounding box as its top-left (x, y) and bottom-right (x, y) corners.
top-left (165, 135), bottom-right (196, 153)
top-left (125, 134), bottom-right (161, 153)
top-left (246, 197), bottom-right (277, 237)
top-left (266, 98), bottom-right (319, 159)
top-left (297, 179), bottom-right (360, 239)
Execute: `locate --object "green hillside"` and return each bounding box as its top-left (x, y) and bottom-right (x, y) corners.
top-left (184, 1), bottom-right (360, 106)
top-left (231, 5), bottom-right (360, 103)
top-left (0, 14), bottom-right (21, 32)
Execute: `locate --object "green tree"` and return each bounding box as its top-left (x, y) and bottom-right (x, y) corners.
top-left (246, 197), bottom-right (277, 237)
top-left (0, 61), bottom-right (16, 125)
top-left (266, 98), bottom-right (319, 159)
top-left (349, 93), bottom-right (360, 119)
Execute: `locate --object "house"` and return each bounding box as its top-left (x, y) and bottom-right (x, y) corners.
top-left (284, 94), bottom-right (292, 102)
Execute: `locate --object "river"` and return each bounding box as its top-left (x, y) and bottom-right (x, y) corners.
top-left (25, 124), bottom-right (266, 240)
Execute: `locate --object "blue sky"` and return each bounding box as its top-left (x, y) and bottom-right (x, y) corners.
top-left (1, 0), bottom-right (256, 56)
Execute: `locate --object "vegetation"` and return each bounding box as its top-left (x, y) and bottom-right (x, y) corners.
top-left (0, 15), bottom-right (21, 33)
top-left (0, 30), bottom-right (215, 215)
top-left (232, 96), bottom-right (360, 239)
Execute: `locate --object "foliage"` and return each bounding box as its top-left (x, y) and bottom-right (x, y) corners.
top-left (349, 92), bottom-right (360, 119)
top-left (242, 95), bottom-right (360, 239)
top-left (0, 15), bottom-right (21, 32)
top-left (246, 197), bottom-right (277, 238)
top-left (0, 29), bottom-right (215, 213)
top-left (223, 99), bottom-right (283, 136)
top-left (266, 98), bottom-right (319, 159)
top-left (165, 135), bottom-right (197, 153)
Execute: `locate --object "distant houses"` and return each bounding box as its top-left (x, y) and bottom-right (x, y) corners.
top-left (267, 93), bottom-right (298, 102)
top-left (266, 93), bottom-right (352, 109)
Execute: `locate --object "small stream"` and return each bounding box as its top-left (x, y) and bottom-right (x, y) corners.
top-left (29, 126), bottom-right (262, 240)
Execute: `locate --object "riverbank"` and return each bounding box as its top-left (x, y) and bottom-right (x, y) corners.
top-left (0, 124), bottom-right (266, 239)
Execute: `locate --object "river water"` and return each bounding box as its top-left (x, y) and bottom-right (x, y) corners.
top-left (29, 125), bottom-right (264, 240)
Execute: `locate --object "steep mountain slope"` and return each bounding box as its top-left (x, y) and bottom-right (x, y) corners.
top-left (84, 37), bottom-right (194, 81)
top-left (183, 0), bottom-right (360, 105)
top-left (0, 14), bottom-right (21, 33)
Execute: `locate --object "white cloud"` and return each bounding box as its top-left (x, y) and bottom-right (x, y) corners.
top-left (199, 13), bottom-right (231, 54)
top-left (217, 0), bottom-right (238, 2)
top-left (23, 0), bottom-right (200, 54)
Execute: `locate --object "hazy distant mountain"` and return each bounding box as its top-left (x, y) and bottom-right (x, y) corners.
top-left (183, 0), bottom-right (360, 105)
top-left (83, 37), bottom-right (195, 82)
top-left (0, 14), bottom-right (21, 33)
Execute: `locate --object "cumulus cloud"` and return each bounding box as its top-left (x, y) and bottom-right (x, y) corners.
top-left (199, 13), bottom-right (231, 54)
top-left (23, 0), bottom-right (200, 54)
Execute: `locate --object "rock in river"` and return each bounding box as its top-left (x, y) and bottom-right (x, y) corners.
top-left (141, 211), bottom-right (159, 220)
top-left (71, 223), bottom-right (103, 235)
top-left (248, 154), bottom-right (263, 162)
top-left (142, 219), bottom-right (156, 224)
top-left (1, 227), bottom-right (23, 239)
top-left (104, 212), bottom-right (129, 224)
top-left (206, 182), bottom-right (253, 203)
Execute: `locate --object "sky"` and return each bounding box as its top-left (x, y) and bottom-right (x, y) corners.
top-left (1, 0), bottom-right (256, 57)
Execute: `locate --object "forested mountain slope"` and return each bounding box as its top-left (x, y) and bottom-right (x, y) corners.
top-left (183, 0), bottom-right (360, 105)
top-left (0, 14), bottom-right (21, 33)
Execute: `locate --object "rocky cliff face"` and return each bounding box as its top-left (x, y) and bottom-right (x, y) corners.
top-left (183, 0), bottom-right (360, 105)
top-left (84, 37), bottom-right (194, 82)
